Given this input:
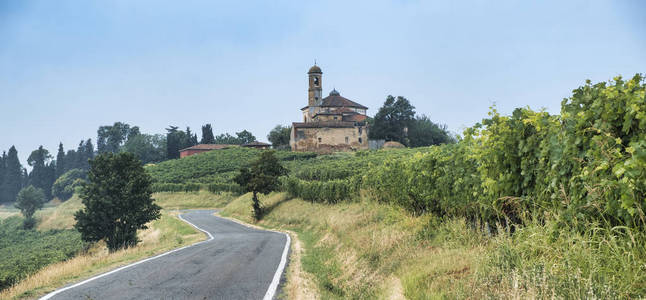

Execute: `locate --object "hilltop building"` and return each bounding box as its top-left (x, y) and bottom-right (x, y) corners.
top-left (290, 64), bottom-right (369, 152)
top-left (179, 144), bottom-right (233, 158)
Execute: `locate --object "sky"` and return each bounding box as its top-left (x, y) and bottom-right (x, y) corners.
top-left (1, 0), bottom-right (645, 165)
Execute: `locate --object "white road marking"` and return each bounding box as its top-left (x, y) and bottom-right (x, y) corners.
top-left (40, 211), bottom-right (214, 300)
top-left (40, 211), bottom-right (290, 300)
top-left (263, 231), bottom-right (291, 300)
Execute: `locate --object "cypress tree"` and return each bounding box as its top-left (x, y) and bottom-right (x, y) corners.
top-left (1, 146), bottom-right (23, 203)
top-left (56, 143), bottom-right (66, 178)
top-left (0, 152), bottom-right (6, 202)
top-left (201, 124), bottom-right (215, 144)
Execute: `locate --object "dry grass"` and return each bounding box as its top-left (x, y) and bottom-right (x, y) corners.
top-left (153, 191), bottom-right (234, 210)
top-left (1, 191), bottom-right (233, 299)
top-left (220, 193), bottom-right (482, 299)
top-left (1, 211), bottom-right (205, 299)
top-left (37, 195), bottom-right (83, 230)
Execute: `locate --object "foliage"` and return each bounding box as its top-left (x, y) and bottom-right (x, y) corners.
top-left (27, 146), bottom-right (56, 200)
top-left (121, 133), bottom-right (167, 164)
top-left (14, 186), bottom-right (46, 229)
top-left (0, 217), bottom-right (84, 291)
top-left (97, 122), bottom-right (138, 154)
top-left (214, 130), bottom-right (257, 145)
top-left (201, 123), bottom-right (215, 144)
top-left (74, 152), bottom-right (161, 251)
top-left (51, 169), bottom-right (86, 201)
top-left (407, 115), bottom-right (456, 147)
top-left (369, 95), bottom-right (416, 145)
top-left (0, 146), bottom-right (24, 203)
top-left (234, 151), bottom-right (287, 220)
top-left (267, 125), bottom-right (292, 149)
top-left (165, 126), bottom-right (197, 160)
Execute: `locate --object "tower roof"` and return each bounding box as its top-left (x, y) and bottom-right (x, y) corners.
top-left (308, 64), bottom-right (322, 74)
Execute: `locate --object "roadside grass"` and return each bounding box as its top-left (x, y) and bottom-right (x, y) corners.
top-left (1, 191), bottom-right (231, 299)
top-left (220, 192), bottom-right (483, 299)
top-left (221, 192), bottom-right (646, 299)
top-left (153, 190), bottom-right (234, 210)
top-left (1, 211), bottom-right (206, 299)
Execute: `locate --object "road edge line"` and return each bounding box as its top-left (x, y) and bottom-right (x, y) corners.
top-left (214, 215), bottom-right (291, 300)
top-left (263, 231), bottom-right (290, 300)
top-left (40, 211), bottom-right (214, 300)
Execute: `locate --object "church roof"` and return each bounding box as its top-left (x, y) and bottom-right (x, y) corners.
top-left (293, 121), bottom-right (356, 128)
top-left (320, 91), bottom-right (368, 109)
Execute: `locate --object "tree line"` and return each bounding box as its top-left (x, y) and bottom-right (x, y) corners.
top-left (0, 122), bottom-right (259, 205)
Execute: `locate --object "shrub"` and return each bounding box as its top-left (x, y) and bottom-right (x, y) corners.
top-left (51, 169), bottom-right (87, 201)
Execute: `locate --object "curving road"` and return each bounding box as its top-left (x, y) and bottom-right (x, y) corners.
top-left (41, 210), bottom-right (290, 300)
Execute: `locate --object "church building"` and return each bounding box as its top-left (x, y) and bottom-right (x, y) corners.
top-left (290, 64), bottom-right (369, 152)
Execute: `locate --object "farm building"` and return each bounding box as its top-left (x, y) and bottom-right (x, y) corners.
top-left (179, 144), bottom-right (234, 158)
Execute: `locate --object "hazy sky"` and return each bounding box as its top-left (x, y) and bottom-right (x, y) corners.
top-left (1, 0), bottom-right (645, 165)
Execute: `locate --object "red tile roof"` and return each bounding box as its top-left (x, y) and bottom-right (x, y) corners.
top-left (179, 144), bottom-right (234, 152)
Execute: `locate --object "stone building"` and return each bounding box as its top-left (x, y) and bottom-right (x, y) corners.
top-left (290, 64), bottom-right (369, 152)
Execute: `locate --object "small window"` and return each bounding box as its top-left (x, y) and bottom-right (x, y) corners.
top-left (318, 137), bottom-right (322, 143)
top-left (334, 116), bottom-right (338, 120)
top-left (345, 137), bottom-right (349, 144)
top-left (358, 127), bottom-right (362, 134)
top-left (359, 138), bottom-right (363, 144)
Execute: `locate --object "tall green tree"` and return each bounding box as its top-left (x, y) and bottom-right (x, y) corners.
top-left (15, 185), bottom-right (46, 229)
top-left (97, 122), bottom-right (132, 153)
top-left (122, 134), bottom-right (167, 164)
top-left (0, 152), bottom-right (6, 202)
top-left (201, 124), bottom-right (216, 144)
top-left (267, 125), bottom-right (292, 149)
top-left (408, 115), bottom-right (455, 147)
top-left (74, 152), bottom-right (161, 251)
top-left (369, 95), bottom-right (416, 145)
top-left (185, 127), bottom-right (198, 148)
top-left (55, 143), bottom-right (66, 178)
top-left (28, 146), bottom-right (56, 200)
top-left (234, 151), bottom-right (287, 221)
top-left (236, 130), bottom-right (256, 144)
top-left (1, 146), bottom-right (23, 203)
top-left (166, 126), bottom-right (183, 159)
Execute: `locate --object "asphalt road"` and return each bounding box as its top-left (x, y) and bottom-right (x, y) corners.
top-left (42, 210), bottom-right (289, 300)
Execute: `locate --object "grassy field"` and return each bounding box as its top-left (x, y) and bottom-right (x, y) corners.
top-left (0, 192), bottom-right (231, 299)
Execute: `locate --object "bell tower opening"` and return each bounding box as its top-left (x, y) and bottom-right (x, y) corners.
top-left (308, 64), bottom-right (322, 107)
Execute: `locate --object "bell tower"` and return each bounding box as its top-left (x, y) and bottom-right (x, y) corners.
top-left (308, 64), bottom-right (322, 107)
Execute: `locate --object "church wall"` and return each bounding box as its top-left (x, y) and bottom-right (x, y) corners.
top-left (290, 126), bottom-right (369, 153)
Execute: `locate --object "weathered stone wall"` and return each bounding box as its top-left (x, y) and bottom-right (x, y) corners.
top-left (290, 126), bottom-right (369, 153)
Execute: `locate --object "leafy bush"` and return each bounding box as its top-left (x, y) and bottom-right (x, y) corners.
top-left (0, 217), bottom-right (84, 291)
top-left (51, 169), bottom-right (87, 201)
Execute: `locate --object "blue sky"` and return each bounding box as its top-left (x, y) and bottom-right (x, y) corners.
top-left (1, 0), bottom-right (645, 164)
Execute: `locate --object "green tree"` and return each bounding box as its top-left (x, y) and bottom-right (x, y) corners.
top-left (51, 169), bottom-right (86, 201)
top-left (201, 124), bottom-right (216, 144)
top-left (122, 134), bottom-right (167, 164)
top-left (234, 151), bottom-right (287, 221)
top-left (408, 115), bottom-right (455, 147)
top-left (28, 146), bottom-right (56, 200)
top-left (1, 146), bottom-right (23, 203)
top-left (267, 125), bottom-right (292, 149)
top-left (15, 186), bottom-right (45, 229)
top-left (369, 95), bottom-right (416, 145)
top-left (74, 152), bottom-right (161, 251)
top-left (97, 122), bottom-right (131, 153)
top-left (55, 143), bottom-right (66, 177)
top-left (236, 130), bottom-right (256, 144)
